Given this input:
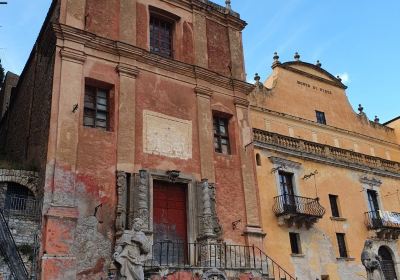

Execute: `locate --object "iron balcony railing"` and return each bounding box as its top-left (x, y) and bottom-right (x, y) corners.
top-left (273, 195), bottom-right (326, 218)
top-left (1, 195), bottom-right (41, 221)
top-left (365, 211), bottom-right (400, 230)
top-left (145, 241), bottom-right (296, 280)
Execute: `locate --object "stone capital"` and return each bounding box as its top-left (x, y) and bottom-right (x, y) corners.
top-left (116, 64), bottom-right (139, 78)
top-left (233, 96), bottom-right (249, 108)
top-left (195, 86), bottom-right (213, 99)
top-left (60, 49), bottom-right (86, 64)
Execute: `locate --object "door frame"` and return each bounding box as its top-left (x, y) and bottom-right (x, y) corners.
top-left (147, 169), bottom-right (199, 245)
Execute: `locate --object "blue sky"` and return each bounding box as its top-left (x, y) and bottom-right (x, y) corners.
top-left (0, 0), bottom-right (399, 122)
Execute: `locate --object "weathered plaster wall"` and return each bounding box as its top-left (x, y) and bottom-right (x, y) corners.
top-left (206, 19), bottom-right (231, 77)
top-left (85, 0), bottom-right (120, 40)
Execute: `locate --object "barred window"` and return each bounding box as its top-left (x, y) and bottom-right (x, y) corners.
top-left (150, 15), bottom-right (173, 58)
top-left (213, 116), bottom-right (230, 155)
top-left (84, 85), bottom-right (109, 130)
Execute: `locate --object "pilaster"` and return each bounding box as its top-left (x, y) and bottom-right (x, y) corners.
top-left (120, 0), bottom-right (137, 45)
top-left (196, 86), bottom-right (215, 183)
top-left (234, 98), bottom-right (265, 243)
top-left (65, 0), bottom-right (86, 29)
top-left (228, 28), bottom-right (245, 81)
top-left (116, 64), bottom-right (139, 173)
top-left (193, 12), bottom-right (208, 68)
top-left (41, 47), bottom-right (86, 280)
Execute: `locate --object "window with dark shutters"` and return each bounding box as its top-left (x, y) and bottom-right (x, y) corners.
top-left (336, 233), bottom-right (348, 258)
top-left (83, 85), bottom-right (109, 130)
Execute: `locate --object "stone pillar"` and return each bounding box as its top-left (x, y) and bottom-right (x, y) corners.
top-left (116, 64), bottom-right (139, 173)
top-left (65, 0), bottom-right (87, 29)
top-left (196, 87), bottom-right (215, 183)
top-left (193, 12), bottom-right (208, 68)
top-left (119, 0), bottom-right (137, 45)
top-left (228, 28), bottom-right (245, 81)
top-left (41, 47), bottom-right (86, 280)
top-left (234, 97), bottom-right (265, 246)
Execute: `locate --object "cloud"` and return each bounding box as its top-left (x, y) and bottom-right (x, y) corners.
top-left (337, 72), bottom-right (350, 84)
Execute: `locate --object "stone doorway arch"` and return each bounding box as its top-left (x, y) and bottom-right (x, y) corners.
top-left (378, 246), bottom-right (398, 280)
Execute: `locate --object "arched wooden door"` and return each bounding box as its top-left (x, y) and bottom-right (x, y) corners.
top-left (379, 246), bottom-right (398, 280)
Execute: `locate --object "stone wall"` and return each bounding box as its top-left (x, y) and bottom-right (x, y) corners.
top-left (0, 1), bottom-right (60, 177)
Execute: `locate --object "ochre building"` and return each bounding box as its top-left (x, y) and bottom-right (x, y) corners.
top-left (250, 54), bottom-right (400, 280)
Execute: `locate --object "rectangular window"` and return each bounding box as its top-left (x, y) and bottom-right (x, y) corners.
top-left (150, 15), bottom-right (173, 57)
top-left (329, 194), bottom-right (340, 217)
top-left (84, 85), bottom-right (109, 130)
top-left (367, 190), bottom-right (380, 212)
top-left (336, 233), bottom-right (348, 258)
top-left (213, 116), bottom-right (230, 155)
top-left (289, 232), bottom-right (301, 254)
top-left (316, 111), bottom-right (326, 124)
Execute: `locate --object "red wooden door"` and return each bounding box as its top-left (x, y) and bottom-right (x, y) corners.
top-left (153, 181), bottom-right (187, 243)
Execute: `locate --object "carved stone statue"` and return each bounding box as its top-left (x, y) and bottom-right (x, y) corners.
top-left (361, 240), bottom-right (385, 280)
top-left (114, 218), bottom-right (150, 280)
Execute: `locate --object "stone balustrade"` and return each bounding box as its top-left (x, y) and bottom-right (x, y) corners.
top-left (253, 129), bottom-right (400, 175)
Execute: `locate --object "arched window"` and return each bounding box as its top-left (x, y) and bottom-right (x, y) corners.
top-left (3, 183), bottom-right (38, 217)
top-left (256, 153), bottom-right (262, 166)
top-left (379, 246), bottom-right (398, 280)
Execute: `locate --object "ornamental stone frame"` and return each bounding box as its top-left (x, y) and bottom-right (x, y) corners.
top-left (115, 170), bottom-right (222, 247)
top-left (269, 156), bottom-right (302, 197)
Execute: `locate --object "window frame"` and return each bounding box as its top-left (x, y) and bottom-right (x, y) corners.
top-left (289, 232), bottom-right (302, 254)
top-left (83, 85), bottom-right (110, 131)
top-left (316, 110), bottom-right (327, 125)
top-left (213, 115), bottom-right (231, 155)
top-left (336, 233), bottom-right (348, 258)
top-left (149, 7), bottom-right (178, 58)
top-left (329, 194), bottom-right (341, 218)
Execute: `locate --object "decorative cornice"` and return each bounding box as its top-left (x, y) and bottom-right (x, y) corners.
top-left (254, 129), bottom-right (400, 179)
top-left (359, 175), bottom-right (382, 187)
top-left (53, 23), bottom-right (253, 94)
top-left (233, 97), bottom-right (249, 108)
top-left (195, 86), bottom-right (213, 98)
top-left (60, 48), bottom-right (86, 64)
top-left (116, 64), bottom-right (139, 78)
top-left (269, 156), bottom-right (301, 170)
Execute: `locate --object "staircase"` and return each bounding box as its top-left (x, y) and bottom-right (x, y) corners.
top-left (0, 209), bottom-right (28, 280)
top-left (144, 241), bottom-right (296, 280)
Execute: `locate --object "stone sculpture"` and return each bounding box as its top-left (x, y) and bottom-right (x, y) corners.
top-left (114, 218), bottom-right (150, 280)
top-left (361, 240), bottom-right (385, 280)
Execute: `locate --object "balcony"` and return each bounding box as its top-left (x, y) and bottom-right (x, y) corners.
top-left (145, 241), bottom-right (296, 280)
top-left (253, 129), bottom-right (400, 177)
top-left (273, 195), bottom-right (325, 228)
top-left (365, 211), bottom-right (400, 239)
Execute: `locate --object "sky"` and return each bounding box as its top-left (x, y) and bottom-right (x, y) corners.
top-left (0, 0), bottom-right (399, 122)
